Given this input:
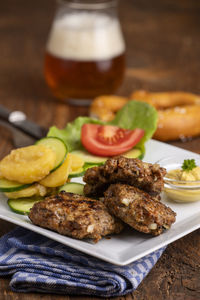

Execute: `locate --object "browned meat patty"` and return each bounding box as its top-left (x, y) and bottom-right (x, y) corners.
top-left (84, 156), bottom-right (166, 197)
top-left (104, 184), bottom-right (176, 236)
top-left (29, 192), bottom-right (124, 242)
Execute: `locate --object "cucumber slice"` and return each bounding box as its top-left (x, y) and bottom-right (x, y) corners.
top-left (58, 182), bottom-right (84, 195)
top-left (69, 162), bottom-right (103, 178)
top-left (68, 167), bottom-right (85, 178)
top-left (71, 148), bottom-right (142, 165)
top-left (70, 150), bottom-right (106, 164)
top-left (7, 197), bottom-right (43, 215)
top-left (36, 137), bottom-right (68, 171)
top-left (123, 148), bottom-right (142, 159)
top-left (0, 178), bottom-right (32, 192)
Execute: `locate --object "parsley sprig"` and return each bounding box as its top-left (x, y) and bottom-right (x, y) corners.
top-left (181, 159), bottom-right (197, 172)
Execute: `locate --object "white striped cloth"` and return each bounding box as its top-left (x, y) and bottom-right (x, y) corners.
top-left (0, 227), bottom-right (165, 297)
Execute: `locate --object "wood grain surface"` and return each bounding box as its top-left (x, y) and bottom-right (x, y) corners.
top-left (0, 0), bottom-right (200, 299)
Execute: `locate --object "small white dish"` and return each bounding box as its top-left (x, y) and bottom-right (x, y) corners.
top-left (157, 155), bottom-right (200, 202)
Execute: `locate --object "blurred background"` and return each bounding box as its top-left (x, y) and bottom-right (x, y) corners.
top-left (1, 0), bottom-right (200, 103)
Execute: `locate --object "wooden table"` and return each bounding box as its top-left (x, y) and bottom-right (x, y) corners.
top-left (0, 0), bottom-right (200, 299)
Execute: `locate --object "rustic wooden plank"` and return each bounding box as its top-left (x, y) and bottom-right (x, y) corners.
top-left (0, 0), bottom-right (200, 299)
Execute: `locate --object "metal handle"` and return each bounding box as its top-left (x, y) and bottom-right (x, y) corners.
top-left (0, 105), bottom-right (48, 147)
top-left (0, 105), bottom-right (47, 140)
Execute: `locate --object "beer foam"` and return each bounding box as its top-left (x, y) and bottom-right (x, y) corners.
top-left (47, 12), bottom-right (125, 60)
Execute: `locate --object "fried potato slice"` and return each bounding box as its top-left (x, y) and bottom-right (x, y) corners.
top-left (40, 153), bottom-right (72, 187)
top-left (0, 145), bottom-right (56, 183)
top-left (70, 153), bottom-right (84, 171)
top-left (5, 183), bottom-right (47, 199)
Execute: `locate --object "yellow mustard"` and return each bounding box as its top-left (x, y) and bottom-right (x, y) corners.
top-left (165, 167), bottom-right (200, 203)
top-left (167, 166), bottom-right (200, 181)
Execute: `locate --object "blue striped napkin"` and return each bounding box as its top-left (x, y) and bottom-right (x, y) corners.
top-left (0, 227), bottom-right (165, 297)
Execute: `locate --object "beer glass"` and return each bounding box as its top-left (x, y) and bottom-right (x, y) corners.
top-left (44, 0), bottom-right (126, 105)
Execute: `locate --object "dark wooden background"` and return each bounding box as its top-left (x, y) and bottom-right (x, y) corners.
top-left (0, 0), bottom-right (200, 299)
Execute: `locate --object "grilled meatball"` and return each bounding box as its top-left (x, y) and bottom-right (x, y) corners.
top-left (84, 156), bottom-right (166, 197)
top-left (104, 184), bottom-right (176, 236)
top-left (29, 192), bottom-right (123, 242)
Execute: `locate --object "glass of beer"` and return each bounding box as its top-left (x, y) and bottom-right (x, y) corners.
top-left (44, 0), bottom-right (126, 105)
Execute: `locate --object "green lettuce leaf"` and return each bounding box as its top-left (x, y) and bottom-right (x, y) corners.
top-left (47, 101), bottom-right (157, 154)
top-left (109, 100), bottom-right (157, 144)
top-left (48, 117), bottom-right (103, 152)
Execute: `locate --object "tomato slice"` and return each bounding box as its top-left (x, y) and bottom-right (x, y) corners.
top-left (81, 124), bottom-right (144, 156)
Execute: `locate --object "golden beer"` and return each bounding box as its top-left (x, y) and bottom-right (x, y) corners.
top-left (45, 52), bottom-right (125, 100)
top-left (44, 1), bottom-right (126, 104)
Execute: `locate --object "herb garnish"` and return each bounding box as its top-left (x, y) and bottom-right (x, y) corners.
top-left (181, 159), bottom-right (197, 172)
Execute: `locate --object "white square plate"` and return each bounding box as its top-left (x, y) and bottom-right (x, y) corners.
top-left (0, 139), bottom-right (200, 266)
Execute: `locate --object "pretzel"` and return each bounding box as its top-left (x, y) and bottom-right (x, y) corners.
top-left (130, 91), bottom-right (200, 141)
top-left (89, 95), bottom-right (128, 122)
top-left (90, 91), bottom-right (200, 141)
